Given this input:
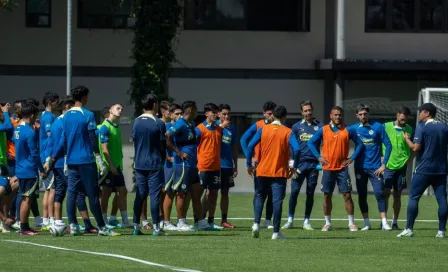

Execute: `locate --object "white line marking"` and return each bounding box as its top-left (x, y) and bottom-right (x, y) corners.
top-left (4, 240), bottom-right (201, 272)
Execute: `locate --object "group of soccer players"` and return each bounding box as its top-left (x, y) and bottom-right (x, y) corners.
top-left (0, 85), bottom-right (446, 240)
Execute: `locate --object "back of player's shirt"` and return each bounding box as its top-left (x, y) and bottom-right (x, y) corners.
top-left (62, 107), bottom-right (96, 165)
top-left (413, 119), bottom-right (448, 175)
top-left (168, 117), bottom-right (197, 168)
top-left (39, 111), bottom-right (55, 164)
top-left (132, 114), bottom-right (166, 171)
top-left (292, 119), bottom-right (322, 162)
top-left (14, 122), bottom-right (41, 178)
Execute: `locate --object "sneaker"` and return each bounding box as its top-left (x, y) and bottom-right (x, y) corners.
top-left (281, 221), bottom-right (293, 229)
top-left (321, 224), bottom-right (332, 231)
top-left (436, 231), bottom-right (445, 238)
top-left (98, 227), bottom-right (121, 237)
top-left (361, 225), bottom-right (371, 231)
top-left (303, 223), bottom-right (314, 231)
top-left (84, 228), bottom-right (98, 234)
top-left (20, 229), bottom-right (40, 235)
top-left (392, 223), bottom-right (400, 230)
top-left (1, 223), bottom-right (12, 233)
top-left (209, 223), bottom-right (223, 230)
top-left (252, 224), bottom-right (260, 238)
top-left (33, 217), bottom-right (43, 228)
top-left (11, 221), bottom-right (20, 230)
top-left (177, 223), bottom-right (194, 232)
top-left (105, 224), bottom-right (116, 230)
top-left (78, 224), bottom-right (86, 231)
top-left (349, 224), bottom-right (358, 232)
top-left (70, 224), bottom-right (82, 236)
top-left (164, 222), bottom-right (178, 231)
top-left (132, 229), bottom-right (144, 235)
top-left (152, 230), bottom-right (166, 236)
top-left (382, 223), bottom-right (392, 231)
top-left (264, 221), bottom-right (273, 229)
top-left (272, 232), bottom-right (286, 240)
top-left (108, 219), bottom-right (120, 227)
top-left (221, 221), bottom-right (235, 229)
top-left (397, 228), bottom-right (414, 237)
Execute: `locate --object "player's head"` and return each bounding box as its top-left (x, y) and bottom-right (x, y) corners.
top-left (13, 100), bottom-right (23, 117)
top-left (42, 92), bottom-right (60, 110)
top-left (300, 100), bottom-right (313, 121)
top-left (169, 103), bottom-right (182, 122)
top-left (263, 101), bottom-right (276, 123)
top-left (355, 103), bottom-right (369, 124)
top-left (25, 98), bottom-right (39, 107)
top-left (204, 103), bottom-right (219, 122)
top-left (71, 85), bottom-right (90, 105)
top-left (109, 104), bottom-right (123, 118)
top-left (182, 101), bottom-right (197, 121)
top-left (418, 103), bottom-right (437, 121)
top-left (396, 106), bottom-right (410, 127)
top-left (20, 102), bottom-right (39, 123)
top-left (330, 106), bottom-right (344, 125)
top-left (219, 104), bottom-right (231, 122)
top-left (160, 100), bottom-right (171, 120)
top-left (273, 106), bottom-right (288, 123)
top-left (101, 106), bottom-right (110, 121)
top-left (59, 96), bottom-right (75, 114)
top-left (141, 94), bottom-right (159, 113)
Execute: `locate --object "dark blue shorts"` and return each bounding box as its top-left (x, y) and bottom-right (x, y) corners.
top-left (53, 168), bottom-right (67, 203)
top-left (355, 168), bottom-right (384, 195)
top-left (172, 164), bottom-right (199, 193)
top-left (384, 165), bottom-right (407, 191)
top-left (42, 171), bottom-right (55, 190)
top-left (19, 178), bottom-right (39, 197)
top-left (321, 168), bottom-right (352, 194)
top-left (102, 169), bottom-right (126, 188)
top-left (199, 170), bottom-right (221, 190)
top-left (163, 166), bottom-right (175, 192)
top-left (220, 168), bottom-right (235, 190)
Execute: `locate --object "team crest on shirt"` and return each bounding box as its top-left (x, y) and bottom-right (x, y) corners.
top-left (314, 126), bottom-right (318, 131)
top-left (368, 130), bottom-right (374, 135)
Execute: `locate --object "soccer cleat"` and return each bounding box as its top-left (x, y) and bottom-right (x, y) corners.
top-left (397, 228), bottom-right (414, 237)
top-left (209, 223), bottom-right (224, 230)
top-left (303, 223), bottom-right (314, 231)
top-left (84, 228), bottom-right (98, 234)
top-left (349, 224), bottom-right (358, 232)
top-left (11, 221), bottom-right (20, 230)
top-left (20, 229), bottom-right (40, 235)
top-left (361, 225), bottom-right (371, 231)
top-left (98, 227), bottom-right (121, 236)
top-left (152, 230), bottom-right (167, 236)
top-left (164, 222), bottom-right (178, 231)
top-left (321, 224), bottom-right (332, 231)
top-left (132, 229), bottom-right (144, 235)
top-left (252, 224), bottom-right (260, 238)
top-left (78, 224), bottom-right (86, 231)
top-left (177, 223), bottom-right (195, 232)
top-left (281, 221), bottom-right (293, 229)
top-left (382, 223), bottom-right (392, 231)
top-left (108, 219), bottom-right (120, 227)
top-left (221, 221), bottom-right (235, 229)
top-left (392, 223), bottom-right (400, 230)
top-left (70, 224), bottom-right (82, 236)
top-left (105, 224), bottom-right (116, 230)
top-left (436, 231), bottom-right (445, 238)
top-left (272, 232), bottom-right (286, 240)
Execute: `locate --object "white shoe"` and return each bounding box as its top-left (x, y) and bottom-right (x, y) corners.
top-left (272, 232), bottom-right (286, 240)
top-left (177, 223), bottom-right (194, 232)
top-left (382, 223), bottom-right (392, 231)
top-left (159, 221), bottom-right (164, 229)
top-left (436, 231), bottom-right (445, 238)
top-left (349, 224), bottom-right (358, 232)
top-left (303, 223), bottom-right (314, 230)
top-left (361, 225), bottom-right (371, 231)
top-left (252, 224), bottom-right (260, 238)
top-left (164, 222), bottom-right (178, 231)
top-left (321, 224), bottom-right (332, 231)
top-left (281, 221), bottom-right (293, 229)
top-left (397, 228), bottom-right (414, 237)
top-left (11, 221), bottom-right (20, 230)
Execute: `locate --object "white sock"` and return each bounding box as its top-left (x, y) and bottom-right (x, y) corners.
top-left (179, 218), bottom-right (187, 225)
top-left (381, 217), bottom-right (388, 225)
top-left (120, 211), bottom-right (128, 223)
top-left (110, 215), bottom-right (117, 221)
top-left (349, 215), bottom-right (355, 226)
top-left (153, 223), bottom-right (160, 231)
top-left (325, 216), bottom-right (331, 225)
top-left (102, 213), bottom-right (108, 223)
top-left (43, 218), bottom-right (49, 225)
top-left (142, 220), bottom-right (149, 227)
top-left (364, 218), bottom-right (370, 226)
top-left (287, 217), bottom-right (293, 223)
top-left (49, 217), bottom-right (55, 224)
top-left (134, 223), bottom-right (139, 230)
top-left (392, 218), bottom-right (398, 224)
top-left (265, 219), bottom-right (271, 225)
top-left (304, 218), bottom-right (310, 225)
top-left (55, 220), bottom-right (64, 224)
top-left (253, 223), bottom-right (260, 229)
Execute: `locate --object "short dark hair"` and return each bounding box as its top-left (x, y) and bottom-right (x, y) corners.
top-left (25, 98), bottom-right (39, 107)
top-left (71, 86), bottom-right (90, 102)
top-left (397, 106), bottom-right (411, 116)
top-left (181, 101), bottom-right (196, 112)
top-left (300, 100), bottom-right (313, 111)
top-left (13, 100), bottom-right (22, 107)
top-left (331, 106), bottom-right (344, 113)
top-left (20, 102), bottom-right (39, 118)
top-left (263, 101), bottom-right (276, 112)
top-left (59, 96), bottom-right (75, 109)
top-left (160, 101), bottom-right (171, 111)
top-left (355, 103), bottom-right (369, 114)
top-left (274, 106), bottom-right (287, 119)
top-left (42, 92), bottom-right (59, 106)
top-left (204, 103), bottom-right (219, 113)
top-left (219, 104), bottom-right (231, 111)
top-left (101, 106), bottom-right (110, 119)
top-left (169, 103), bottom-right (182, 113)
top-left (418, 103), bottom-right (437, 118)
top-left (142, 94), bottom-right (158, 111)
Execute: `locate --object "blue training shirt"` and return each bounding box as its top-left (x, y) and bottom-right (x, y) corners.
top-left (132, 113), bottom-right (166, 171)
top-left (39, 111), bottom-right (55, 164)
top-left (168, 117), bottom-right (197, 168)
top-left (49, 115), bottom-right (65, 169)
top-left (165, 122), bottom-right (175, 168)
top-left (217, 120), bottom-right (237, 169)
top-left (14, 122), bottom-right (44, 178)
top-left (62, 107), bottom-right (97, 165)
top-left (413, 119), bottom-right (448, 175)
top-left (291, 119), bottom-right (323, 162)
top-left (349, 121), bottom-right (392, 169)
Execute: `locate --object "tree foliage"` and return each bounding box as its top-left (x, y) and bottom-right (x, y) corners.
top-left (0, 0), bottom-right (16, 11)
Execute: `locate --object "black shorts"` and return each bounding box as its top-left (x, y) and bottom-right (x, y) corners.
top-left (101, 169), bottom-right (125, 188)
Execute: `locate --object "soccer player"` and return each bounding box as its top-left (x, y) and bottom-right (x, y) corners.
top-left (383, 107), bottom-right (412, 230)
top-left (132, 94), bottom-right (166, 236)
top-left (63, 85), bottom-right (119, 236)
top-left (240, 101), bottom-right (276, 229)
top-left (308, 106), bottom-right (362, 232)
top-left (282, 100), bottom-right (322, 230)
top-left (39, 92), bottom-right (59, 230)
top-left (99, 104), bottom-right (131, 228)
top-left (162, 103), bottom-right (182, 230)
top-left (0, 172), bottom-right (18, 233)
top-left (247, 106), bottom-right (300, 239)
top-left (398, 103), bottom-right (448, 238)
top-left (349, 104), bottom-right (392, 231)
top-left (14, 102), bottom-right (47, 235)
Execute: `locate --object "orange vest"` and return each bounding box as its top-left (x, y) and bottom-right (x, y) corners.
top-left (321, 124), bottom-right (350, 171)
top-left (197, 123), bottom-right (222, 172)
top-left (6, 117), bottom-right (20, 159)
top-left (256, 123), bottom-right (292, 178)
top-left (253, 120), bottom-right (267, 163)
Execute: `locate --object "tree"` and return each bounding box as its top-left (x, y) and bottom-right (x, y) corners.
top-left (0, 0), bottom-right (15, 11)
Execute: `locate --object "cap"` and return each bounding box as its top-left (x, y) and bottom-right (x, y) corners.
top-left (417, 103), bottom-right (437, 114)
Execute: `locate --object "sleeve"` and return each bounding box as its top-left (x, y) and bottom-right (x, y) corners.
top-left (89, 130), bottom-right (100, 154)
top-left (168, 120), bottom-right (182, 136)
top-left (246, 128), bottom-right (262, 168)
top-left (0, 112), bottom-right (13, 132)
top-left (349, 128), bottom-right (364, 160)
top-left (86, 111), bottom-right (97, 131)
top-left (413, 124), bottom-right (423, 144)
top-left (131, 121), bottom-right (136, 142)
top-left (307, 127), bottom-right (323, 159)
top-left (43, 114), bottom-right (55, 133)
top-left (380, 124), bottom-right (392, 165)
top-left (291, 123), bottom-right (299, 138)
top-left (46, 134), bottom-right (53, 158)
top-left (28, 131), bottom-right (44, 172)
top-left (52, 132), bottom-right (65, 159)
top-left (99, 126), bottom-right (110, 144)
top-left (288, 133), bottom-right (301, 169)
top-left (240, 123), bottom-right (258, 158)
top-left (195, 127), bottom-right (201, 143)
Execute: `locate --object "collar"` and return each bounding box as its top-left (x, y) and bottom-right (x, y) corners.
top-left (330, 121), bottom-right (343, 129)
top-left (203, 120), bottom-right (216, 128)
top-left (264, 119), bottom-right (269, 124)
top-left (301, 119), bottom-right (317, 125)
top-left (58, 114), bottom-right (64, 119)
top-left (271, 121), bottom-right (282, 125)
top-left (358, 122), bottom-right (371, 127)
top-left (139, 113), bottom-right (156, 121)
top-left (106, 119), bottom-right (118, 127)
top-left (425, 119), bottom-right (435, 125)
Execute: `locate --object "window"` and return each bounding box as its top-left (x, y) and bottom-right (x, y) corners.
top-left (365, 0), bottom-right (448, 32)
top-left (184, 0), bottom-right (310, 32)
top-left (78, 0), bottom-right (134, 29)
top-left (26, 0), bottom-right (51, 28)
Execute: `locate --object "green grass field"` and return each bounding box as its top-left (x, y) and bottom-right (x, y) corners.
top-left (1, 193), bottom-right (447, 272)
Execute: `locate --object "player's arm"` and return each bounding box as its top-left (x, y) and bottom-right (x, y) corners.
top-left (288, 133), bottom-right (301, 169)
top-left (165, 122), bottom-right (189, 160)
top-left (42, 114), bottom-right (54, 137)
top-left (349, 129), bottom-right (364, 160)
top-left (0, 111), bottom-right (13, 132)
top-left (52, 131), bottom-right (65, 161)
top-left (28, 130), bottom-right (45, 175)
top-left (99, 126), bottom-right (117, 175)
top-left (240, 123), bottom-right (257, 158)
top-left (195, 127), bottom-right (201, 144)
top-left (405, 124), bottom-right (422, 152)
top-left (307, 128), bottom-right (323, 160)
top-left (380, 125), bottom-right (392, 166)
top-left (246, 128), bottom-right (262, 168)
